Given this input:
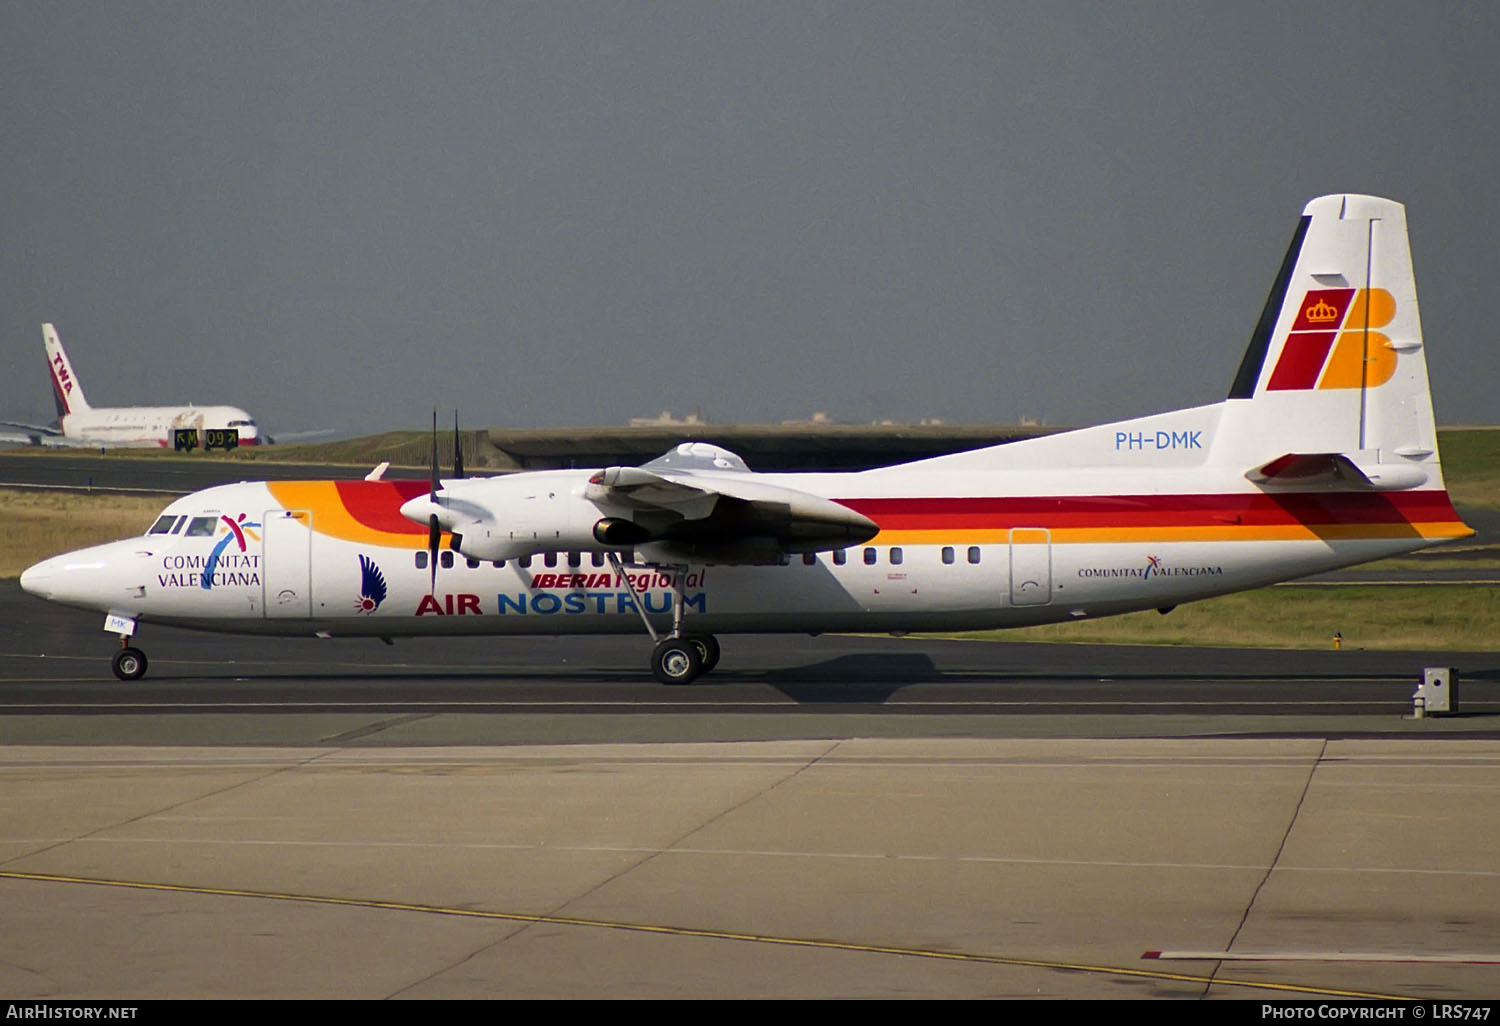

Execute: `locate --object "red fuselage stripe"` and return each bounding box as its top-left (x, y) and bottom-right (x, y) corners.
top-left (333, 480), bottom-right (432, 536)
top-left (839, 491), bottom-right (1466, 530)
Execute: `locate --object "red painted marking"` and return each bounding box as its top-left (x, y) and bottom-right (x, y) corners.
top-left (334, 481), bottom-right (431, 535)
top-left (839, 491), bottom-right (1466, 531)
top-left (415, 594), bottom-right (481, 615)
top-left (219, 515), bottom-right (247, 550)
top-left (1290, 288), bottom-right (1354, 332)
top-left (1266, 330), bottom-right (1337, 391)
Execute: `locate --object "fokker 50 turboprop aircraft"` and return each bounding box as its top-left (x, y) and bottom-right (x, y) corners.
top-left (1, 324), bottom-right (264, 448)
top-left (20, 195), bottom-right (1473, 683)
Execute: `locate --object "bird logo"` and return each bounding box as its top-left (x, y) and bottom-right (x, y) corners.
top-left (355, 554), bottom-right (388, 614)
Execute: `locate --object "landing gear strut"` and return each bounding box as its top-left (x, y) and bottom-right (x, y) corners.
top-left (607, 553), bottom-right (718, 684)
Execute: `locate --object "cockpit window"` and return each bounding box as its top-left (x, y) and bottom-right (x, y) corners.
top-left (146, 515), bottom-right (179, 535)
top-left (184, 516), bottom-right (220, 537)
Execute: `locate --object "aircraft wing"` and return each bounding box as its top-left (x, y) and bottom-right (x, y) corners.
top-left (586, 465), bottom-right (722, 519)
top-left (584, 443), bottom-right (879, 563)
top-left (263, 428), bottom-right (336, 444)
top-left (408, 442), bottom-right (879, 565)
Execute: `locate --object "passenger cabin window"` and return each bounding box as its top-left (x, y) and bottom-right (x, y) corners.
top-left (802, 552), bottom-right (817, 566)
top-left (591, 552), bottom-right (605, 568)
top-left (492, 560), bottom-right (504, 568)
top-left (941, 546), bottom-right (955, 565)
top-left (466, 558), bottom-right (480, 569)
top-left (567, 551), bottom-right (582, 568)
top-left (968, 546), bottom-right (982, 564)
top-left (184, 516), bottom-right (219, 537)
top-left (544, 552), bottom-right (558, 568)
top-left (440, 551), bottom-right (454, 569)
top-left (520, 555), bottom-right (532, 569)
top-left (833, 549), bottom-right (846, 566)
top-left (889, 547), bottom-right (903, 565)
top-left (863, 547), bottom-right (877, 565)
top-left (415, 551), bottom-right (429, 569)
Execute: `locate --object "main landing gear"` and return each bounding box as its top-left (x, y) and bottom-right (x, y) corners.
top-left (607, 554), bottom-right (719, 685)
top-left (650, 633), bottom-right (721, 685)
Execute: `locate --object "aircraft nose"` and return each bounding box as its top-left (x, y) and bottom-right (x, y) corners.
top-left (19, 543), bottom-right (141, 610)
top-left (19, 558), bottom-right (56, 599)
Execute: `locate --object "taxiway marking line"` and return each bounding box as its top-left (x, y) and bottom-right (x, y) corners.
top-left (0, 869), bottom-right (1412, 1000)
top-left (1146, 949), bottom-right (1500, 964)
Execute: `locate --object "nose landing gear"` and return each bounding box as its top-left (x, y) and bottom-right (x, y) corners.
top-left (111, 644), bottom-right (148, 681)
top-left (103, 612), bottom-right (148, 680)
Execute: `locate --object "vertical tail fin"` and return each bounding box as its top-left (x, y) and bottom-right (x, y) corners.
top-left (43, 323), bottom-right (90, 417)
top-left (1219, 195), bottom-right (1442, 489)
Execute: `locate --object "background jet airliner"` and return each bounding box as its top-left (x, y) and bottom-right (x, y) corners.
top-left (21, 195), bottom-right (1472, 683)
top-left (1, 324), bottom-right (264, 448)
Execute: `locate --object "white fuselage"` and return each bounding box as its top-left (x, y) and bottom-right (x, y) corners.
top-left (17, 451), bottom-right (1467, 641)
top-left (58, 405), bottom-right (262, 448)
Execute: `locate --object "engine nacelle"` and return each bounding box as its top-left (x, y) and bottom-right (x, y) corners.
top-left (593, 517), bottom-right (653, 546)
top-left (412, 473), bottom-right (626, 562)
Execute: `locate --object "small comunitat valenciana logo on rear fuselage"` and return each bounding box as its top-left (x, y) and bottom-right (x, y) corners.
top-left (1076, 555), bottom-right (1224, 580)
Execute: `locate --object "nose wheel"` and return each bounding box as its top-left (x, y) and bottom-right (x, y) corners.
top-left (111, 646), bottom-right (148, 681)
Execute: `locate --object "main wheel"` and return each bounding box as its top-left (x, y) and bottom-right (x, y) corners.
top-left (651, 638), bottom-right (703, 685)
top-left (684, 633), bottom-right (721, 674)
top-left (111, 646), bottom-right (148, 681)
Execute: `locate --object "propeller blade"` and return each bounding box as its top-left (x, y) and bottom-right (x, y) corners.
top-left (429, 409), bottom-right (439, 499)
top-left (428, 409), bottom-right (440, 592)
top-left (453, 409), bottom-right (464, 479)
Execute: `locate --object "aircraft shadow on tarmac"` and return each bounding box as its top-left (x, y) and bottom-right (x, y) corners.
top-left (60, 652), bottom-right (1498, 717)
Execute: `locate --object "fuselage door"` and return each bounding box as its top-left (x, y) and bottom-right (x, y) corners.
top-left (263, 509), bottom-right (312, 618)
top-left (1009, 527), bottom-right (1053, 606)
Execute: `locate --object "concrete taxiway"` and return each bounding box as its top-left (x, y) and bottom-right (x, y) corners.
top-left (3, 738), bottom-right (1498, 1000)
top-left (3, 584), bottom-right (1499, 999)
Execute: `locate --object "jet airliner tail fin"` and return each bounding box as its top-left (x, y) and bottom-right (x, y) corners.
top-left (1217, 194), bottom-right (1442, 489)
top-left (43, 324), bottom-right (91, 417)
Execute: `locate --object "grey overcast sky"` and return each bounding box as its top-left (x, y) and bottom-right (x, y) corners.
top-left (3, 2), bottom-right (1497, 439)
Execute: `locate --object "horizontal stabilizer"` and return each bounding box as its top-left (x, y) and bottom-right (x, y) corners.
top-left (0, 419), bottom-right (61, 437)
top-left (1247, 452), bottom-right (1428, 491)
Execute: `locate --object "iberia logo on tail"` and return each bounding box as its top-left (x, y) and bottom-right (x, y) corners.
top-left (1267, 288), bottom-right (1398, 391)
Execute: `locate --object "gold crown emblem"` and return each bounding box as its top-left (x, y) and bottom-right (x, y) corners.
top-left (1304, 299), bottom-right (1340, 323)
